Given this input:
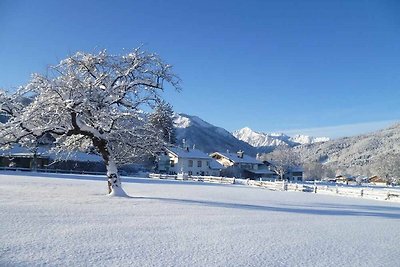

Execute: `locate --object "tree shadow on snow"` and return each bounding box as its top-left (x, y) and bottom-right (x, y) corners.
top-left (129, 196), bottom-right (400, 220)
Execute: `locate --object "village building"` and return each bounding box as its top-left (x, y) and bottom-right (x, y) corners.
top-left (0, 146), bottom-right (49, 170)
top-left (157, 146), bottom-right (221, 176)
top-left (368, 175), bottom-right (389, 186)
top-left (335, 175), bottom-right (355, 185)
top-left (0, 145), bottom-right (105, 173)
top-left (210, 150), bottom-right (275, 179)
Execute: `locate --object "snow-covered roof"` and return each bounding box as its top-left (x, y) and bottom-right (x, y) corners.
top-left (209, 159), bottom-right (225, 170)
top-left (167, 147), bottom-right (211, 160)
top-left (0, 145), bottom-right (102, 162)
top-left (211, 152), bottom-right (262, 165)
top-left (0, 146), bottom-right (49, 158)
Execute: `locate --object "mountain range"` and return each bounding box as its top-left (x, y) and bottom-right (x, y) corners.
top-left (233, 127), bottom-right (329, 151)
top-left (292, 123), bottom-right (400, 173)
top-left (173, 113), bottom-right (258, 155)
top-left (173, 113), bottom-right (329, 155)
top-left (173, 113), bottom-right (400, 174)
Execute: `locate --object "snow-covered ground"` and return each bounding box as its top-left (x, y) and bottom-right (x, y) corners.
top-left (1, 172), bottom-right (400, 267)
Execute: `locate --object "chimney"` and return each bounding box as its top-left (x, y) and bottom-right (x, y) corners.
top-left (237, 150), bottom-right (244, 158)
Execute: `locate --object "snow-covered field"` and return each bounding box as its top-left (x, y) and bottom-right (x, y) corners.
top-left (1, 172), bottom-right (400, 267)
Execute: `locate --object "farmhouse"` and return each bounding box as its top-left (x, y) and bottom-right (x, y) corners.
top-left (335, 175), bottom-right (355, 185)
top-left (0, 146), bottom-right (49, 170)
top-left (368, 175), bottom-right (388, 186)
top-left (210, 150), bottom-right (275, 179)
top-left (157, 146), bottom-right (221, 176)
top-left (0, 145), bottom-right (104, 173)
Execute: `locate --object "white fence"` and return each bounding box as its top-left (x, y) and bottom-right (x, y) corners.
top-left (148, 173), bottom-right (400, 203)
top-left (148, 173), bottom-right (235, 184)
top-left (312, 184), bottom-right (400, 202)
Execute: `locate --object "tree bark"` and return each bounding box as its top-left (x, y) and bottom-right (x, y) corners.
top-left (105, 159), bottom-right (126, 197)
top-left (92, 136), bottom-right (127, 196)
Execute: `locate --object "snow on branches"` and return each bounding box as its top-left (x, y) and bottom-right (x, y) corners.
top-left (0, 48), bottom-right (180, 196)
top-left (259, 145), bottom-right (301, 180)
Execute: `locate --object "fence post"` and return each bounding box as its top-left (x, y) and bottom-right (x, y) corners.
top-left (360, 189), bottom-right (364, 197)
top-left (313, 181), bottom-right (317, 193)
top-left (282, 180), bottom-right (288, 191)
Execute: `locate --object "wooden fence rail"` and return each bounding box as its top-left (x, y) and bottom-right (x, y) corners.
top-left (148, 173), bottom-right (400, 202)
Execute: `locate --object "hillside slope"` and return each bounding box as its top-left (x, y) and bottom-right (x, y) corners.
top-left (174, 114), bottom-right (257, 155)
top-left (294, 123), bottom-right (400, 172)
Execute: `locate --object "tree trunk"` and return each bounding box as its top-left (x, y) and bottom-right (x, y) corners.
top-left (105, 158), bottom-right (127, 197)
top-left (93, 137), bottom-right (127, 197)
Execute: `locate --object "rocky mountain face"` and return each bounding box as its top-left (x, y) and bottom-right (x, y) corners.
top-left (173, 114), bottom-right (258, 155)
top-left (233, 127), bottom-right (329, 152)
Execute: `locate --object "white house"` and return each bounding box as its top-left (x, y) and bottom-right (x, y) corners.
top-left (210, 150), bottom-right (275, 179)
top-left (157, 146), bottom-right (221, 176)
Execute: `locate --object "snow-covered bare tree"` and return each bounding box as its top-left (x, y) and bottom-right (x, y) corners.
top-left (0, 89), bottom-right (24, 119)
top-left (372, 153), bottom-right (400, 184)
top-left (0, 49), bottom-right (180, 196)
top-left (260, 146), bottom-right (301, 180)
top-left (149, 100), bottom-right (176, 144)
top-left (303, 161), bottom-right (334, 181)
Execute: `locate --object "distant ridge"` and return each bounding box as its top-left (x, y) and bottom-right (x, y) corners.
top-left (233, 127), bottom-right (329, 151)
top-left (293, 123), bottom-right (400, 173)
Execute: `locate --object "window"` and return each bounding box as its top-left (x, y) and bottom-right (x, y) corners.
top-left (188, 171), bottom-right (192, 176)
top-left (206, 161), bottom-right (209, 167)
top-left (170, 160), bottom-right (174, 167)
top-left (188, 160), bottom-right (193, 167)
top-left (197, 161), bottom-right (202, 167)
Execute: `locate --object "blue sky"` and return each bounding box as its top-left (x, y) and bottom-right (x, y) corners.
top-left (1, 0), bottom-right (399, 138)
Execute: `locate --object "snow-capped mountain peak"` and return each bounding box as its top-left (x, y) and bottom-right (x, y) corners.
top-left (173, 113), bottom-right (214, 129)
top-left (172, 114), bottom-right (257, 154)
top-left (172, 114), bottom-right (329, 154)
top-left (290, 134), bottom-right (330, 145)
top-left (233, 127), bottom-right (329, 148)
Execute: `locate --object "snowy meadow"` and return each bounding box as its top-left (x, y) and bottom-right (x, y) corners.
top-left (1, 172), bottom-right (400, 267)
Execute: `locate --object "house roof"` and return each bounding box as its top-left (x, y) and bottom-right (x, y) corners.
top-left (368, 176), bottom-right (388, 183)
top-left (166, 147), bottom-right (211, 160)
top-left (210, 152), bottom-right (262, 165)
top-left (209, 159), bottom-right (225, 170)
top-left (0, 145), bottom-right (102, 162)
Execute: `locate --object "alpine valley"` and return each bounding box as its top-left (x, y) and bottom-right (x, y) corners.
top-left (173, 113), bottom-right (400, 174)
